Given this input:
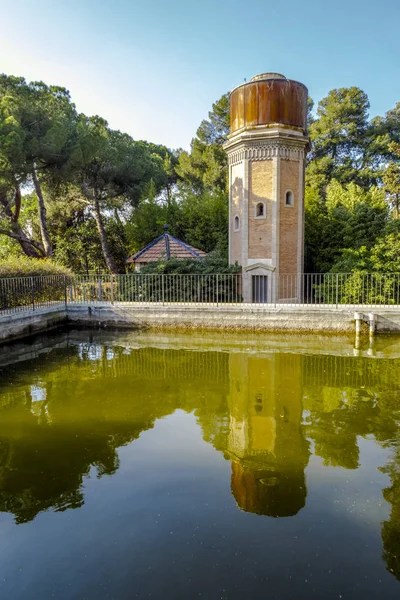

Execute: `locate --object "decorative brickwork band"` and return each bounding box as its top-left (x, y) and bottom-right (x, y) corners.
top-left (227, 142), bottom-right (306, 166)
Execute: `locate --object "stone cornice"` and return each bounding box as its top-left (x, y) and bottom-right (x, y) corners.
top-left (227, 141), bottom-right (306, 165)
top-left (224, 125), bottom-right (309, 165)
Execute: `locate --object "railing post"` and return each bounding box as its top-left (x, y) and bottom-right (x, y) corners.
top-left (336, 274), bottom-right (339, 309)
top-left (31, 277), bottom-right (35, 311)
top-left (217, 274), bottom-right (219, 307)
top-left (98, 277), bottom-right (102, 302)
top-left (64, 275), bottom-right (67, 309)
top-left (110, 274), bottom-right (114, 304)
top-left (162, 274), bottom-right (165, 306)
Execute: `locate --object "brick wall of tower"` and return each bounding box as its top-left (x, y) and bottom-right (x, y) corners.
top-left (248, 161), bottom-right (273, 259)
top-left (279, 159), bottom-right (300, 298)
top-left (230, 163), bottom-right (244, 264)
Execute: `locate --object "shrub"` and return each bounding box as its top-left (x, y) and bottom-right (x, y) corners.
top-left (0, 257), bottom-right (72, 279)
top-left (0, 258), bottom-right (73, 311)
top-left (138, 249), bottom-right (241, 275)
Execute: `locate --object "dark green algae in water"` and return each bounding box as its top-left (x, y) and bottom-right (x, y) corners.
top-left (0, 330), bottom-right (400, 599)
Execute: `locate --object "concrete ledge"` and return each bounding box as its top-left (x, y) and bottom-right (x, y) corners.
top-left (0, 306), bottom-right (67, 344)
top-left (3, 303), bottom-right (400, 345)
top-left (68, 303), bottom-right (357, 332)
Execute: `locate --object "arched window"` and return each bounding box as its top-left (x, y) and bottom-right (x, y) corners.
top-left (255, 202), bottom-right (266, 219)
top-left (234, 216), bottom-right (240, 231)
top-left (285, 190), bottom-right (294, 206)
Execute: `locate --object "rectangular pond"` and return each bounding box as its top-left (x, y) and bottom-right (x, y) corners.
top-left (0, 329), bottom-right (399, 599)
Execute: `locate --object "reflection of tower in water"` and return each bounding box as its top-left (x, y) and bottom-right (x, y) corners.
top-left (228, 353), bottom-right (309, 517)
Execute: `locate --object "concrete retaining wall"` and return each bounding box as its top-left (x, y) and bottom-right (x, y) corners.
top-left (68, 304), bottom-right (358, 333)
top-left (2, 303), bottom-right (400, 345)
top-left (0, 306), bottom-right (67, 344)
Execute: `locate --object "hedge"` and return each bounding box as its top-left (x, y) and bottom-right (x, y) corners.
top-left (0, 257), bottom-right (72, 279)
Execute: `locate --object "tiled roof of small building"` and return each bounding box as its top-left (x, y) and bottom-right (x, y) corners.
top-left (126, 226), bottom-right (206, 264)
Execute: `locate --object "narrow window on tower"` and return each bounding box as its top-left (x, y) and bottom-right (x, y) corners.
top-left (285, 191), bottom-right (294, 207)
top-left (234, 216), bottom-right (240, 231)
top-left (255, 202), bottom-right (266, 218)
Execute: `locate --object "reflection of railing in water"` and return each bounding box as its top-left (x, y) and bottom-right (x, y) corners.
top-left (80, 345), bottom-right (400, 392)
top-left (2, 339), bottom-right (400, 394)
top-left (77, 344), bottom-right (230, 384)
top-left (0, 343), bottom-right (231, 407)
top-left (302, 354), bottom-right (400, 392)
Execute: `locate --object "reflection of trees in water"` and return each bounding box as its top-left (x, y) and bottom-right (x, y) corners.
top-left (0, 343), bottom-right (231, 524)
top-left (0, 391), bottom-right (154, 523)
top-left (0, 420), bottom-right (125, 524)
top-left (304, 389), bottom-right (380, 469)
top-left (381, 446), bottom-right (400, 581)
top-left (0, 340), bottom-right (400, 581)
top-left (303, 358), bottom-right (400, 582)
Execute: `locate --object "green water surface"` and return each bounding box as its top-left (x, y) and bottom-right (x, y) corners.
top-left (0, 329), bottom-right (399, 599)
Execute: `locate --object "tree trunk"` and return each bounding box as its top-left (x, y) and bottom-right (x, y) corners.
top-left (114, 208), bottom-right (123, 229)
top-left (0, 189), bottom-right (45, 258)
top-left (93, 198), bottom-right (119, 273)
top-left (32, 168), bottom-right (52, 258)
top-left (13, 224), bottom-right (44, 257)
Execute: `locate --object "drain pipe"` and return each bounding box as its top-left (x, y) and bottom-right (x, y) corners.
top-left (354, 312), bottom-right (361, 356)
top-left (354, 312), bottom-right (362, 335)
top-left (368, 313), bottom-right (376, 353)
top-left (367, 336), bottom-right (376, 357)
top-left (368, 313), bottom-right (376, 337)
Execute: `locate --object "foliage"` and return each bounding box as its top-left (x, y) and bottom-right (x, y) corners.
top-left (2, 72), bottom-right (400, 276)
top-left (382, 142), bottom-right (400, 216)
top-left (0, 256), bottom-right (71, 278)
top-left (331, 225), bottom-right (400, 274)
top-left (304, 180), bottom-right (389, 273)
top-left (124, 181), bottom-right (177, 254)
top-left (175, 93), bottom-right (229, 194)
top-left (125, 188), bottom-right (228, 257)
top-left (122, 251), bottom-right (241, 303)
top-left (173, 189), bottom-right (228, 253)
top-left (196, 93), bottom-right (230, 146)
top-left (53, 216), bottom-right (127, 274)
top-left (0, 75), bottom-right (80, 257)
top-left (111, 270), bottom-right (241, 304)
top-left (0, 74), bottom-right (173, 271)
top-left (383, 162), bottom-right (400, 216)
top-left (0, 257), bottom-right (71, 310)
top-left (139, 249), bottom-right (240, 275)
top-left (307, 87), bottom-right (378, 191)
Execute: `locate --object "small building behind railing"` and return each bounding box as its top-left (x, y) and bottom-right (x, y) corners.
top-left (126, 225), bottom-right (206, 272)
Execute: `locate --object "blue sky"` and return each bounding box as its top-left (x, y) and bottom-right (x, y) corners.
top-left (1, 0), bottom-right (399, 149)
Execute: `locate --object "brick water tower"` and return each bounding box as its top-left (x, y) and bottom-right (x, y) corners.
top-left (224, 73), bottom-right (309, 303)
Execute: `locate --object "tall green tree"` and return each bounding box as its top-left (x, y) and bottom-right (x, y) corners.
top-left (176, 93), bottom-right (229, 194)
top-left (307, 87), bottom-right (378, 191)
top-left (71, 117), bottom-right (168, 272)
top-left (304, 180), bottom-right (388, 272)
top-left (0, 75), bottom-right (79, 257)
top-left (382, 142), bottom-right (400, 217)
top-left (195, 93), bottom-right (230, 147)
